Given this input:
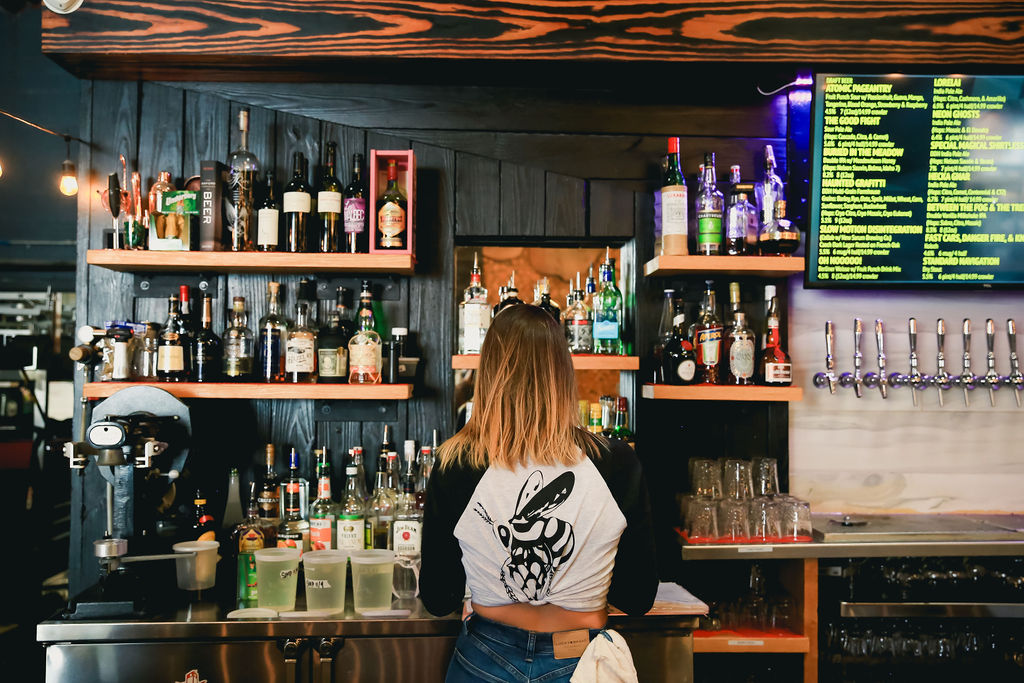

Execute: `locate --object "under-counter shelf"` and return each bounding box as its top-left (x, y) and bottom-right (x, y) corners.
top-left (452, 354), bottom-right (639, 371)
top-left (83, 382), bottom-right (413, 400)
top-left (86, 249), bottom-right (415, 274)
top-left (693, 629), bottom-right (811, 653)
top-left (642, 384), bottom-right (803, 402)
top-left (644, 254), bottom-right (805, 278)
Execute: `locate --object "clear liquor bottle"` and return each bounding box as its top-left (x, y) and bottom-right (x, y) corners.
top-left (365, 454), bottom-right (396, 550)
top-left (376, 159), bottom-right (408, 250)
top-left (286, 302), bottom-right (317, 383)
top-left (257, 444), bottom-right (281, 528)
top-left (256, 171), bottom-right (279, 252)
top-left (192, 293), bottom-right (223, 382)
top-left (337, 463), bottom-right (367, 551)
top-left (696, 152), bottom-right (724, 255)
top-left (392, 476), bottom-right (423, 599)
top-left (584, 265), bottom-right (597, 313)
top-left (223, 296), bottom-right (254, 381)
top-left (277, 449), bottom-right (310, 553)
top-left (725, 165), bottom-right (755, 256)
top-left (660, 136), bottom-right (688, 256)
top-left (416, 445), bottom-right (434, 509)
top-left (593, 250), bottom-right (623, 355)
top-left (157, 295), bottom-right (189, 382)
top-left (344, 153), bottom-right (368, 253)
top-left (283, 151), bottom-right (312, 253)
top-left (309, 450), bottom-right (338, 550)
top-left (349, 446), bottom-right (370, 502)
top-left (694, 280), bottom-right (723, 384)
top-left (257, 281), bottom-right (288, 383)
top-left (565, 272), bottom-right (593, 354)
top-left (756, 144), bottom-right (785, 238)
top-left (318, 141), bottom-right (343, 253)
top-left (458, 252), bottom-right (490, 354)
top-left (652, 289), bottom-right (676, 383)
top-left (725, 311), bottom-right (757, 385)
top-left (348, 280), bottom-right (382, 384)
top-left (227, 108), bottom-right (258, 252)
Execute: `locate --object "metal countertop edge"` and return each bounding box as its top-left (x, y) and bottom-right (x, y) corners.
top-left (681, 540), bottom-right (1024, 561)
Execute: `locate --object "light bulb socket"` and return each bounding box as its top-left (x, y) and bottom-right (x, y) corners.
top-left (61, 159), bottom-right (76, 176)
top-left (59, 159), bottom-right (78, 196)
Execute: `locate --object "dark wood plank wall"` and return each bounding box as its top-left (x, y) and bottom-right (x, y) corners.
top-left (41, 1), bottom-right (1024, 81)
top-left (71, 78), bottom-right (786, 590)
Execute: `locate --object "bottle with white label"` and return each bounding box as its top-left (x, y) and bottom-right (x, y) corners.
top-left (458, 252), bottom-right (490, 354)
top-left (660, 136), bottom-right (688, 255)
top-left (318, 141), bottom-right (343, 253)
top-left (337, 464), bottom-right (366, 551)
top-left (283, 151), bottom-right (312, 253)
top-left (309, 450), bottom-right (338, 551)
top-left (663, 301), bottom-right (697, 385)
top-left (725, 312), bottom-right (756, 385)
top-left (760, 296), bottom-right (793, 385)
top-left (286, 302), bottom-right (317, 383)
top-left (256, 171), bottom-right (279, 252)
top-left (392, 477), bottom-right (422, 599)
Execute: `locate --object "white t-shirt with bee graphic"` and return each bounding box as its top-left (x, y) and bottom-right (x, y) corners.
top-left (420, 438), bottom-right (658, 616)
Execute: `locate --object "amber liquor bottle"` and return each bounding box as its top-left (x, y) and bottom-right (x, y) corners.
top-left (693, 280), bottom-right (723, 384)
top-left (375, 159), bottom-right (407, 250)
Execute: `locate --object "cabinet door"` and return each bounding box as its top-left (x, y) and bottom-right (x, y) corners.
top-left (314, 635), bottom-right (456, 683)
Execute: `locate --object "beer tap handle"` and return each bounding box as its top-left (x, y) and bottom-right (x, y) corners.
top-left (935, 318), bottom-right (947, 407)
top-left (825, 320), bottom-right (837, 394)
top-left (985, 318), bottom-right (999, 406)
top-left (852, 317), bottom-right (864, 398)
top-left (961, 318), bottom-right (974, 407)
top-left (906, 317), bottom-right (920, 406)
top-left (875, 319), bottom-right (888, 399)
top-left (1008, 319), bottom-right (1022, 407)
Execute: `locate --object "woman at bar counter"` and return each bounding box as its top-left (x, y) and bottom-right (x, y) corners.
top-left (421, 304), bottom-right (658, 682)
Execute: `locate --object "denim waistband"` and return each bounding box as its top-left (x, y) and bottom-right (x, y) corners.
top-left (466, 613), bottom-right (603, 655)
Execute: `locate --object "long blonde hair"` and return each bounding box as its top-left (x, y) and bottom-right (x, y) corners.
top-left (440, 304), bottom-right (602, 470)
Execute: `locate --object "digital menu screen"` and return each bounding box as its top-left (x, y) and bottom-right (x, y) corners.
top-left (808, 74), bottom-right (1024, 287)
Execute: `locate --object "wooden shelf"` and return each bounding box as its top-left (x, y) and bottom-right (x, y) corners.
top-left (642, 384), bottom-right (803, 402)
top-left (452, 354), bottom-right (639, 371)
top-left (693, 629), bottom-right (810, 654)
top-left (644, 254), bottom-right (805, 278)
top-left (83, 382), bottom-right (413, 400)
top-left (86, 250), bottom-right (415, 274)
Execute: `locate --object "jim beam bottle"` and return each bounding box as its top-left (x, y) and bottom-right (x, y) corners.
top-left (694, 280), bottom-right (723, 384)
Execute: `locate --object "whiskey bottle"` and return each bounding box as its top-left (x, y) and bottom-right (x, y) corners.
top-left (565, 272), bottom-right (593, 354)
top-left (337, 463), bottom-right (367, 551)
top-left (285, 302), bottom-right (317, 383)
top-left (309, 450), bottom-right (338, 550)
top-left (157, 295), bottom-right (189, 382)
top-left (376, 158), bottom-right (407, 250)
top-left (344, 153), bottom-right (368, 253)
top-left (277, 450), bottom-right (311, 554)
top-left (660, 136), bottom-right (689, 256)
top-left (662, 300), bottom-right (697, 385)
top-left (192, 293), bottom-right (222, 382)
top-left (760, 296), bottom-right (793, 385)
top-left (317, 292), bottom-right (351, 384)
top-left (283, 151), bottom-right (312, 253)
top-left (696, 152), bottom-right (724, 255)
top-left (392, 476), bottom-right (423, 599)
top-left (191, 489), bottom-right (215, 538)
top-left (458, 252), bottom-right (490, 354)
top-left (365, 454), bottom-right (396, 549)
top-left (318, 141), bottom-right (343, 253)
top-left (257, 281), bottom-right (288, 383)
top-left (593, 249), bottom-right (623, 355)
top-left (227, 108), bottom-right (258, 252)
top-left (256, 171), bottom-right (280, 252)
top-left (694, 280), bottom-right (723, 384)
top-left (223, 296), bottom-right (254, 381)
top-left (234, 481), bottom-right (268, 605)
top-left (178, 285), bottom-right (196, 340)
top-left (348, 280), bottom-right (383, 384)
top-left (725, 311), bottom-right (757, 385)
top-left (257, 444), bottom-right (281, 527)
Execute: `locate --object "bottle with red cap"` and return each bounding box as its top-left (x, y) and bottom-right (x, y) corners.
top-left (659, 137), bottom-right (688, 256)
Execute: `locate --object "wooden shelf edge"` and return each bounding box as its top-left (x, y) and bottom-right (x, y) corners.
top-left (452, 355), bottom-right (639, 370)
top-left (641, 384), bottom-right (804, 402)
top-left (86, 250), bottom-right (415, 274)
top-left (693, 630), bottom-right (810, 654)
top-left (644, 254), bottom-right (805, 277)
top-left (83, 382), bottom-right (413, 400)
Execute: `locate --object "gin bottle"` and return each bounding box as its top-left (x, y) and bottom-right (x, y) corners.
top-left (593, 249), bottom-right (623, 355)
top-left (337, 463), bottom-right (367, 551)
top-left (458, 252), bottom-right (490, 354)
top-left (564, 272), bottom-right (593, 354)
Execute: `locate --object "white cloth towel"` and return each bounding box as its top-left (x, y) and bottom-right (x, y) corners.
top-left (570, 629), bottom-right (639, 683)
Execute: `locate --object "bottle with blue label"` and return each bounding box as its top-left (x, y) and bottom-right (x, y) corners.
top-left (593, 248), bottom-right (624, 355)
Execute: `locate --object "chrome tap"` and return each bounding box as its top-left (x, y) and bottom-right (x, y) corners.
top-left (959, 318), bottom-right (976, 407)
top-left (933, 318), bottom-right (950, 407)
top-left (905, 318), bottom-right (924, 406)
top-left (983, 318), bottom-right (1000, 406)
top-left (813, 320), bottom-right (839, 393)
top-left (873, 319), bottom-right (887, 399)
top-left (1007, 319), bottom-right (1022, 408)
top-left (842, 317), bottom-right (865, 398)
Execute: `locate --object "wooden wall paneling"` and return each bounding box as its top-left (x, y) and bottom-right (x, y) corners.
top-left (589, 180), bottom-right (634, 239)
top-left (276, 112), bottom-right (321, 186)
top-left (455, 152), bottom-right (499, 238)
top-left (544, 172), bottom-right (585, 238)
top-left (335, 125), bottom-right (367, 193)
top-left (182, 90), bottom-right (229, 178)
top-left (409, 142), bottom-right (456, 443)
top-left (499, 162), bottom-right (544, 238)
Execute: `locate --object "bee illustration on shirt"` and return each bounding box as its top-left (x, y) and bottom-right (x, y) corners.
top-left (475, 470), bottom-right (576, 602)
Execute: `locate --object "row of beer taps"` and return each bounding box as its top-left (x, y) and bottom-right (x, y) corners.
top-left (813, 318), bottom-right (1024, 407)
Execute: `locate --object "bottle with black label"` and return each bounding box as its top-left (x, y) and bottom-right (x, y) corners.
top-left (192, 293), bottom-right (223, 382)
top-left (256, 171), bottom-right (279, 252)
top-left (662, 298), bottom-right (697, 385)
top-left (283, 151), bottom-right (312, 253)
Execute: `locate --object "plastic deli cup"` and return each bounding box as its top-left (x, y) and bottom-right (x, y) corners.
top-left (172, 540), bottom-right (220, 591)
top-left (302, 550), bottom-right (349, 611)
top-left (349, 550), bottom-right (395, 612)
top-left (254, 547), bottom-right (301, 612)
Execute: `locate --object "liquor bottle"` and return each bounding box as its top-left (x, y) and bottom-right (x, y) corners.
top-left (227, 108), bottom-right (258, 252)
top-left (760, 296), bottom-right (793, 385)
top-left (725, 311), bottom-right (757, 385)
top-left (608, 397), bottom-right (635, 450)
top-left (278, 447), bottom-right (310, 520)
top-left (376, 158), bottom-right (408, 250)
top-left (178, 285), bottom-right (196, 339)
top-left (593, 249), bottom-right (623, 355)
top-left (317, 141), bottom-right (343, 253)
top-left (458, 252), bottom-right (490, 354)
top-left (587, 403), bottom-right (603, 434)
top-left (337, 463), bottom-right (366, 551)
top-left (693, 280), bottom-right (723, 384)
top-left (344, 153), bottom-right (368, 253)
top-left (133, 322), bottom-right (160, 380)
top-left (652, 289), bottom-right (676, 383)
top-left (256, 171), bottom-right (280, 252)
top-left (565, 273), bottom-right (593, 354)
top-left (317, 307), bottom-right (348, 384)
top-left (223, 296), bottom-right (254, 381)
top-left (192, 293), bottom-right (223, 382)
top-left (257, 281), bottom-right (288, 382)
top-left (756, 144), bottom-right (785, 238)
top-left (392, 476), bottom-right (423, 599)
top-left (760, 285), bottom-right (777, 351)
top-left (385, 450), bottom-right (400, 496)
top-left (350, 446), bottom-right (370, 502)
top-left (296, 277), bottom-right (318, 329)
top-left (728, 281), bottom-right (742, 319)
top-left (283, 151), bottom-right (312, 253)
top-left (191, 489), bottom-right (215, 538)
top-left (348, 280), bottom-right (383, 384)
top-left (157, 295), bottom-right (189, 382)
top-left (309, 450), bottom-right (338, 550)
top-left (233, 481), bottom-right (268, 605)
top-left (365, 454), bottom-right (396, 549)
top-left (378, 424), bottom-right (394, 464)
top-left (493, 272), bottom-right (524, 317)
top-left (277, 456), bottom-right (311, 555)
top-left (257, 444), bottom-right (281, 524)
top-left (538, 281), bottom-right (562, 323)
top-left (223, 467), bottom-right (244, 529)
top-left (662, 298), bottom-right (696, 385)
top-left (584, 265), bottom-right (597, 313)
top-left (416, 445), bottom-right (434, 509)
top-left (725, 165), bottom-right (755, 256)
top-left (696, 152), bottom-right (724, 255)
top-left (285, 302), bottom-right (317, 383)
top-left (758, 199), bottom-right (801, 255)
top-left (660, 136), bottom-right (689, 256)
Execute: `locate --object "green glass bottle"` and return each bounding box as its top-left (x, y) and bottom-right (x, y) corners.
top-left (593, 248), bottom-right (623, 355)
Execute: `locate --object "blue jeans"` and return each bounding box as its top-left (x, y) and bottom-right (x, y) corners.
top-left (446, 614), bottom-right (602, 683)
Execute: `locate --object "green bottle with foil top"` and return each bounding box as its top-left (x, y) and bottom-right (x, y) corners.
top-left (234, 482), bottom-right (269, 605)
top-left (696, 152), bottom-right (724, 255)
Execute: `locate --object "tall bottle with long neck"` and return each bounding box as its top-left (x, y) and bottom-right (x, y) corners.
top-left (760, 296), bottom-right (793, 385)
top-left (565, 272), bottom-right (593, 354)
top-left (337, 462), bottom-right (366, 551)
top-left (660, 136), bottom-right (688, 255)
top-left (192, 293), bottom-right (222, 382)
top-left (258, 281), bottom-right (288, 383)
top-left (344, 153), bottom-right (368, 253)
top-left (757, 145), bottom-right (785, 236)
top-left (593, 249), bottom-right (623, 355)
top-left (696, 152), bottom-right (724, 255)
top-left (694, 280), bottom-right (723, 384)
top-left (285, 302), bottom-right (317, 383)
top-left (309, 450), bottom-right (338, 550)
top-left (157, 295), bottom-right (189, 382)
top-left (283, 152), bottom-right (312, 253)
top-left (458, 252), bottom-right (490, 354)
top-left (256, 171), bottom-right (279, 252)
top-left (227, 108), bottom-right (258, 252)
top-left (365, 454), bottom-right (396, 549)
top-left (233, 481), bottom-right (268, 606)
top-left (277, 448), bottom-right (310, 554)
top-left (348, 281), bottom-right (382, 384)
top-left (318, 141), bottom-right (343, 253)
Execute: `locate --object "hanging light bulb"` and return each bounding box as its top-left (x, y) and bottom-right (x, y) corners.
top-left (58, 136), bottom-right (77, 196)
top-left (0, 158), bottom-right (4, 179)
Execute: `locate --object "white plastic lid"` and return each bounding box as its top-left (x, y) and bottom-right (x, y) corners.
top-left (226, 607), bottom-right (278, 620)
top-left (349, 549), bottom-right (395, 564)
top-left (279, 609), bottom-right (343, 619)
top-left (764, 285), bottom-right (777, 298)
top-left (391, 327), bottom-right (408, 336)
top-left (172, 540), bottom-right (219, 553)
top-left (302, 550), bottom-right (348, 565)
top-left (254, 547), bottom-right (301, 562)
